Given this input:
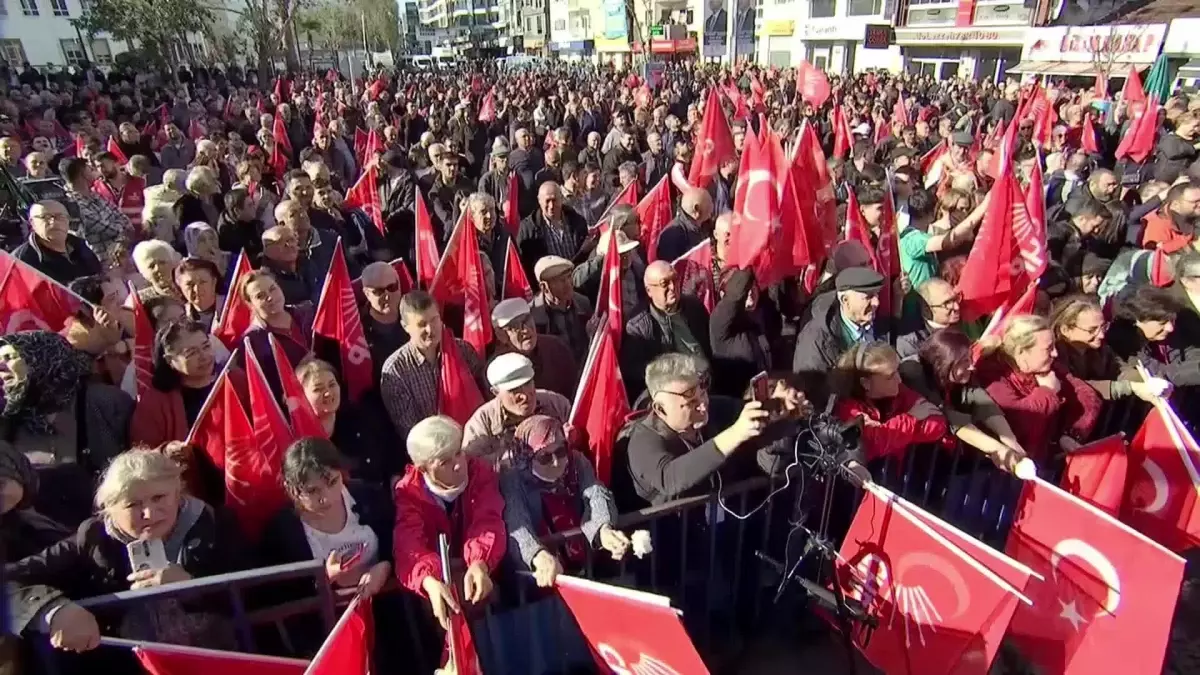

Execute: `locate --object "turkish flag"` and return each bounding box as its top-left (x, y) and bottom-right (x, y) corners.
top-left (429, 213), bottom-right (493, 355)
top-left (672, 240), bottom-right (715, 313)
top-left (313, 239), bottom-right (374, 403)
top-left (958, 168), bottom-right (1030, 322)
top-left (228, 342), bottom-right (294, 541)
top-left (794, 60), bottom-right (831, 109)
top-left (184, 360), bottom-right (239, 471)
top-left (1121, 65), bottom-right (1146, 105)
top-left (135, 642), bottom-right (307, 675)
top-left (782, 138), bottom-right (825, 272)
top-left (842, 190), bottom-right (880, 271)
top-left (556, 575), bottom-right (708, 675)
top-left (836, 486), bottom-right (1028, 675)
top-left (790, 121), bottom-right (838, 253)
top-left (478, 90), bottom-right (496, 123)
top-left (306, 596), bottom-right (373, 675)
top-left (636, 175), bottom-right (673, 263)
top-left (687, 88), bottom-right (735, 190)
top-left (414, 190), bottom-right (441, 289)
top-left (1123, 403), bottom-right (1200, 552)
top-left (568, 325), bottom-right (630, 486)
top-left (501, 239), bottom-right (533, 302)
top-left (344, 168), bottom-right (385, 235)
top-left (106, 136), bottom-right (128, 164)
top-left (268, 334), bottom-right (327, 439)
top-left (1061, 434), bottom-right (1128, 516)
top-left (921, 141), bottom-right (949, 188)
top-left (1115, 99), bottom-right (1158, 165)
top-left (1082, 113), bottom-right (1101, 154)
top-left (729, 125), bottom-right (792, 287)
top-left (0, 251), bottom-right (81, 333)
top-left (128, 282), bottom-right (155, 400)
top-left (272, 115), bottom-right (291, 154)
top-left (213, 250), bottom-right (254, 349)
top-left (1020, 154), bottom-right (1048, 281)
top-left (503, 172), bottom-right (520, 237)
top-left (593, 223), bottom-right (626, 350)
top-left (1005, 478), bottom-right (1184, 675)
top-left (437, 326), bottom-right (483, 426)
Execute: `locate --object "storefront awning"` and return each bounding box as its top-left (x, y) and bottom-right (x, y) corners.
top-left (1007, 61), bottom-right (1101, 77)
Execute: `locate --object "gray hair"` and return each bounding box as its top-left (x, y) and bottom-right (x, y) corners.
top-left (132, 239), bottom-right (180, 271)
top-left (407, 415), bottom-right (464, 468)
top-left (185, 165), bottom-right (218, 193)
top-left (95, 448), bottom-right (182, 511)
top-left (645, 353), bottom-right (703, 395)
top-left (467, 192), bottom-right (496, 214)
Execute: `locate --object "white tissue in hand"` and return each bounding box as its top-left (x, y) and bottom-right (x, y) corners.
top-left (631, 530), bottom-right (653, 558)
top-left (1015, 458), bottom-right (1037, 480)
top-left (1147, 377), bottom-right (1171, 398)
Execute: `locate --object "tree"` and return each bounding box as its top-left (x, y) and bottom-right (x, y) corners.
top-left (73, 0), bottom-right (215, 72)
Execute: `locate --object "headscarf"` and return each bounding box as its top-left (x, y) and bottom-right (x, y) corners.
top-left (183, 221), bottom-right (217, 259)
top-left (0, 331), bottom-right (93, 435)
top-left (512, 415), bottom-right (577, 496)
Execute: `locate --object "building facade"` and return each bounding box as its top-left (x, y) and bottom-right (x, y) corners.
top-left (750, 0), bottom-right (899, 73)
top-left (893, 0), bottom-right (1032, 82)
top-left (519, 0), bottom-right (550, 54)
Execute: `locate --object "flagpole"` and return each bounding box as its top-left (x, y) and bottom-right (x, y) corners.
top-left (307, 595), bottom-right (365, 670)
top-left (97, 637), bottom-right (310, 666)
top-left (437, 533), bottom-right (459, 667)
top-left (183, 347), bottom-right (239, 446)
top-left (592, 177), bottom-right (639, 231)
top-left (567, 321), bottom-right (606, 422)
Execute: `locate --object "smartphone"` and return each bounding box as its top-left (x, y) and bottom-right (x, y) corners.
top-left (750, 372), bottom-right (770, 404)
top-left (127, 539), bottom-right (169, 573)
top-left (338, 543), bottom-right (367, 571)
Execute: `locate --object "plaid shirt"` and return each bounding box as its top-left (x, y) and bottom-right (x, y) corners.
top-left (380, 338), bottom-right (485, 439)
top-left (67, 190), bottom-right (132, 264)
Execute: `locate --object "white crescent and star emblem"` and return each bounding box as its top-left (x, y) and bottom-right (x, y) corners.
top-left (4, 311), bottom-right (50, 333)
top-left (1135, 457), bottom-right (1170, 515)
top-left (1050, 538), bottom-right (1122, 631)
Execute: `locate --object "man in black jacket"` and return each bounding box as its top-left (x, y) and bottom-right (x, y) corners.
top-left (14, 200), bottom-right (103, 285)
top-left (792, 266), bottom-right (887, 403)
top-left (622, 261), bottom-right (712, 398)
top-left (515, 182), bottom-right (589, 281)
top-left (657, 187), bottom-right (713, 262)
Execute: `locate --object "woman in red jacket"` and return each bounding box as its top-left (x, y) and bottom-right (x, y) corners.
top-left (832, 341), bottom-right (949, 467)
top-left (393, 415), bottom-right (506, 634)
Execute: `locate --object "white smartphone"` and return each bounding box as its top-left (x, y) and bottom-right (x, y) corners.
top-left (126, 539), bottom-right (169, 573)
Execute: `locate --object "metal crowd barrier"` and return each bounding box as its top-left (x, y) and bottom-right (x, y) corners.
top-left (27, 396), bottom-right (1159, 674)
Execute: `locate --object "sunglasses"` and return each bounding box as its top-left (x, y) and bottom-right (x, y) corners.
top-left (533, 444), bottom-right (569, 466)
top-left (366, 283), bottom-right (400, 294)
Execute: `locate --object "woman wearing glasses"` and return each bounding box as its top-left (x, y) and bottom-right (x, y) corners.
top-left (129, 321), bottom-right (245, 502)
top-left (1050, 294), bottom-right (1168, 403)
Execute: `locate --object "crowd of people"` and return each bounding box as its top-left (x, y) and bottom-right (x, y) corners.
top-left (0, 56), bottom-right (1197, 673)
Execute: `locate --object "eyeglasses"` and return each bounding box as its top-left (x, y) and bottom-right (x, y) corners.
top-left (928, 294), bottom-right (962, 309)
top-left (533, 444), bottom-right (569, 466)
top-left (366, 283), bottom-right (400, 294)
top-left (32, 212), bottom-right (68, 223)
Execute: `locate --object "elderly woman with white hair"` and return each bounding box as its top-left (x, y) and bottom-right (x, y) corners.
top-left (131, 239), bottom-right (182, 303)
top-left (8, 448), bottom-right (245, 659)
top-left (174, 165), bottom-right (221, 227)
top-left (393, 415), bottom-right (505, 632)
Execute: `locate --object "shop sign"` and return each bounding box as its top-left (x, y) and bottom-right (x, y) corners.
top-left (894, 26), bottom-right (1026, 45)
top-left (800, 20), bottom-right (866, 42)
top-left (1022, 24), bottom-right (1166, 64)
top-left (763, 19), bottom-right (794, 37)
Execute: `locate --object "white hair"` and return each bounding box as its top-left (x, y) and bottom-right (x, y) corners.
top-left (407, 415), bottom-right (464, 468)
top-left (186, 166), bottom-right (218, 193)
top-left (645, 353), bottom-right (703, 395)
top-left (132, 239), bottom-right (180, 274)
top-left (95, 448), bottom-right (182, 511)
top-left (467, 192), bottom-right (496, 213)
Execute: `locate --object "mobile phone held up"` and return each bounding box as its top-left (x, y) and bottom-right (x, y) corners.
top-left (126, 539), bottom-right (169, 573)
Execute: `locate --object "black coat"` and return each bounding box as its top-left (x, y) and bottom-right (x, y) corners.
top-left (709, 269), bottom-right (772, 396)
top-left (791, 291), bottom-right (889, 404)
top-left (332, 392), bottom-right (408, 485)
top-left (621, 297), bottom-right (712, 398)
top-left (515, 208), bottom-right (590, 282)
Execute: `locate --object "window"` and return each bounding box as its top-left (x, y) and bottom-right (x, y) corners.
top-left (0, 1), bottom-right (7, 16)
top-left (535, 15), bottom-right (542, 33)
top-left (90, 38), bottom-right (112, 64)
top-left (809, 0), bottom-right (834, 17)
top-left (19, 0), bottom-right (37, 15)
top-left (60, 38), bottom-right (86, 64)
top-left (0, 39), bottom-right (26, 66)
top-left (50, 0), bottom-right (66, 15)
top-left (847, 0), bottom-right (882, 14)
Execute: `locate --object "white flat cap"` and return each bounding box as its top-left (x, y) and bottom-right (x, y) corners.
top-left (486, 352), bottom-right (535, 391)
top-left (534, 255), bottom-right (573, 281)
top-left (491, 297), bottom-right (531, 328)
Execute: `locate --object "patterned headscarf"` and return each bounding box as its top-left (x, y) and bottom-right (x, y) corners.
top-left (0, 331), bottom-right (93, 435)
top-left (512, 415), bottom-right (577, 496)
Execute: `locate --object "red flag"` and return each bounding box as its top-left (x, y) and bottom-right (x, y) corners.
top-left (593, 223), bottom-right (626, 349)
top-left (213, 251), bottom-right (254, 349)
top-left (1081, 113), bottom-right (1100, 155)
top-left (635, 175), bottom-right (673, 263)
top-left (268, 334), bottom-right (327, 439)
top-left (503, 172), bottom-right (521, 237)
top-left (958, 168), bottom-right (1030, 322)
top-left (478, 90), bottom-right (497, 123)
top-left (1148, 248), bottom-right (1174, 287)
top-left (105, 136), bottom-right (128, 164)
top-left (1121, 65), bottom-right (1146, 105)
top-left (430, 213), bottom-right (492, 355)
top-left (687, 88), bottom-right (736, 190)
top-left (501, 239), bottom-right (533, 302)
top-left (921, 141), bottom-right (949, 188)
top-left (313, 239), bottom-right (374, 403)
top-left (188, 118), bottom-right (206, 141)
top-left (128, 283), bottom-right (154, 400)
top-left (272, 115), bottom-right (291, 154)
top-left (306, 596), bottom-right (373, 675)
top-left (836, 486), bottom-right (1028, 675)
top-left (229, 342), bottom-right (293, 540)
top-left (1062, 434), bottom-right (1129, 516)
top-left (876, 185), bottom-right (902, 317)
top-left (749, 76), bottom-right (766, 112)
top-left (1006, 478), bottom-right (1184, 675)
top-left (891, 97), bottom-right (910, 128)
top-left (568, 326), bottom-right (629, 485)
top-left (794, 60), bottom-right (831, 108)
top-left (354, 128), bottom-right (369, 163)
top-left (361, 128), bottom-right (383, 164)
top-left (784, 141), bottom-right (827, 272)
top-left (832, 105), bottom-right (853, 160)
top-left (971, 281), bottom-right (1038, 364)
top-left (1094, 72), bottom-right (1109, 100)
top-left (672, 240), bottom-right (715, 313)
top-left (1123, 402), bottom-right (1200, 551)
top-left (730, 125), bottom-right (792, 287)
top-left (1020, 153), bottom-right (1049, 282)
top-left (414, 190), bottom-right (441, 289)
top-left (0, 251), bottom-right (81, 333)
top-left (437, 326), bottom-right (483, 425)
top-left (184, 359), bottom-right (238, 471)
top-left (556, 575), bottom-right (708, 675)
top-left (792, 122), bottom-right (838, 252)
top-left (268, 140), bottom-right (287, 178)
top-left (389, 259), bottom-right (416, 295)
top-left (135, 643), bottom-right (307, 675)
top-left (344, 168), bottom-right (385, 235)
top-left (1115, 99), bottom-right (1158, 165)
top-left (447, 612), bottom-right (482, 675)
top-left (842, 190), bottom-right (880, 271)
